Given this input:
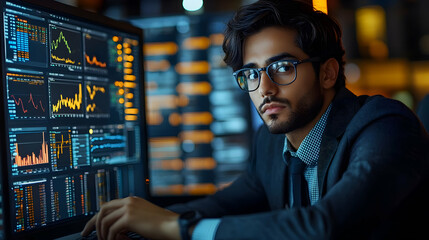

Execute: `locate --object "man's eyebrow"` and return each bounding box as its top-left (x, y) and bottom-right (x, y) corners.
top-left (241, 53), bottom-right (298, 69)
top-left (266, 53), bottom-right (297, 65)
top-left (242, 62), bottom-right (257, 69)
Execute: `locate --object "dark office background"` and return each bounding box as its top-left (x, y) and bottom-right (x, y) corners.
top-left (55, 0), bottom-right (429, 107)
top-left (54, 0), bottom-right (429, 198)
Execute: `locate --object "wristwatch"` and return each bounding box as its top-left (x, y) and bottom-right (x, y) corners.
top-left (178, 210), bottom-right (203, 240)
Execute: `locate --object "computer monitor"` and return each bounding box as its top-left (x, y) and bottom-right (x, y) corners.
top-left (0, 0), bottom-right (148, 239)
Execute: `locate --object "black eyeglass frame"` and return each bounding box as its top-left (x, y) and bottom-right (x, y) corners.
top-left (233, 57), bottom-right (321, 92)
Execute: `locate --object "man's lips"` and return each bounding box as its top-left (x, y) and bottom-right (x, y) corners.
top-left (261, 102), bottom-right (286, 115)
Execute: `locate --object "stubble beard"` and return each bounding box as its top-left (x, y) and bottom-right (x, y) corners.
top-left (259, 92), bottom-right (324, 134)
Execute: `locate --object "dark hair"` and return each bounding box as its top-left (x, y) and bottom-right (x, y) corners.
top-left (223, 0), bottom-right (346, 91)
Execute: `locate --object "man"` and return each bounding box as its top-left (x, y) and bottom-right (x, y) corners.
top-left (82, 0), bottom-right (429, 239)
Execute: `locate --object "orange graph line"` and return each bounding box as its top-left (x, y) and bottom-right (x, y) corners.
top-left (51, 134), bottom-right (71, 159)
top-left (51, 53), bottom-right (76, 64)
top-left (10, 93), bottom-right (45, 113)
top-left (52, 84), bottom-right (82, 112)
top-left (14, 132), bottom-right (49, 167)
top-left (86, 103), bottom-right (96, 112)
top-left (86, 85), bottom-right (106, 100)
top-left (85, 54), bottom-right (106, 68)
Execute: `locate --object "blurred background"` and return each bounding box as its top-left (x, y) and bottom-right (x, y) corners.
top-left (54, 0), bottom-right (429, 198)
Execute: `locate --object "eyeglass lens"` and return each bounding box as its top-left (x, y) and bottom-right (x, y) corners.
top-left (236, 60), bottom-right (296, 91)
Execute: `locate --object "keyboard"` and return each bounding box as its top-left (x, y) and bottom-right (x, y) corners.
top-left (79, 231), bottom-right (147, 240)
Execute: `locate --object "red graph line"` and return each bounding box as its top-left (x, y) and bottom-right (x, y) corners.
top-left (28, 93), bottom-right (45, 112)
top-left (11, 93), bottom-right (45, 113)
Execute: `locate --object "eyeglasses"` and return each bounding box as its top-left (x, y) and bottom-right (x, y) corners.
top-left (233, 57), bottom-right (321, 92)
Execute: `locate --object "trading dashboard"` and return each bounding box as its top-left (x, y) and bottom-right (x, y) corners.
top-left (0, 0), bottom-right (147, 239)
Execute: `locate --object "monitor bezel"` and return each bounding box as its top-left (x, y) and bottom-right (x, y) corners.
top-left (0, 0), bottom-right (149, 239)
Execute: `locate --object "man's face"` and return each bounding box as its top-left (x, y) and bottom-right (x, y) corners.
top-left (243, 27), bottom-right (324, 134)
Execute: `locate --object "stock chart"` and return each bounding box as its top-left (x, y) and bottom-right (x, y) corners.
top-left (7, 72), bottom-right (46, 119)
top-left (49, 128), bottom-right (73, 172)
top-left (49, 79), bottom-right (84, 118)
top-left (84, 32), bottom-right (108, 74)
top-left (49, 25), bottom-right (82, 70)
top-left (1, 1), bottom-right (145, 237)
top-left (9, 128), bottom-right (50, 176)
top-left (86, 82), bottom-right (110, 118)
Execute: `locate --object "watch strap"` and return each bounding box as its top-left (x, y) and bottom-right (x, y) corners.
top-left (178, 210), bottom-right (203, 240)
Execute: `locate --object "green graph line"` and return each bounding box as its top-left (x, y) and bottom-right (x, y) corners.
top-left (51, 31), bottom-right (72, 53)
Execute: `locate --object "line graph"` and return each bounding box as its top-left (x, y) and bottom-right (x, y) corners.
top-left (49, 25), bottom-right (82, 70)
top-left (51, 54), bottom-right (75, 64)
top-left (49, 80), bottom-right (84, 118)
top-left (90, 127), bottom-right (127, 165)
top-left (51, 31), bottom-right (71, 53)
top-left (87, 85), bottom-right (106, 100)
top-left (86, 103), bottom-right (96, 112)
top-left (52, 83), bottom-right (82, 112)
top-left (11, 93), bottom-right (45, 113)
top-left (84, 33), bottom-right (108, 74)
top-left (7, 72), bottom-right (47, 119)
top-left (86, 82), bottom-right (109, 118)
top-left (85, 54), bottom-right (106, 68)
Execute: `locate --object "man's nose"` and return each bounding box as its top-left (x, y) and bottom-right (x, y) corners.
top-left (258, 71), bottom-right (277, 97)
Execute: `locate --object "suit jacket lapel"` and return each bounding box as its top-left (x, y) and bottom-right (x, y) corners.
top-left (317, 88), bottom-right (362, 196)
top-left (276, 158), bottom-right (287, 209)
top-left (266, 133), bottom-right (287, 210)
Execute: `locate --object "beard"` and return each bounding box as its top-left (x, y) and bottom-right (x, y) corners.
top-left (257, 89), bottom-right (324, 134)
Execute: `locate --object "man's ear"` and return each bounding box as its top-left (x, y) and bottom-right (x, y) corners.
top-left (319, 58), bottom-right (339, 90)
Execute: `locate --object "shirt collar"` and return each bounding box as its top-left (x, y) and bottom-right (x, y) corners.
top-left (283, 104), bottom-right (332, 166)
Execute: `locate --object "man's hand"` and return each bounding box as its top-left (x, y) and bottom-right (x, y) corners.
top-left (81, 196), bottom-right (180, 240)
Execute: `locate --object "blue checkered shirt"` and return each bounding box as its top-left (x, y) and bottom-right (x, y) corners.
top-left (283, 104), bottom-right (332, 205)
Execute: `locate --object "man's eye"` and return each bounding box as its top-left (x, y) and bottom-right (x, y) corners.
top-left (246, 71), bottom-right (258, 80)
top-left (276, 65), bottom-right (292, 73)
top-left (270, 61), bottom-right (294, 75)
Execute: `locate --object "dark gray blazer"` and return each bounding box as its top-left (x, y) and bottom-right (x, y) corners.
top-left (169, 88), bottom-right (429, 239)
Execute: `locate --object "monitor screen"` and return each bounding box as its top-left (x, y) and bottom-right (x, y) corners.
top-left (0, 0), bottom-right (148, 239)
